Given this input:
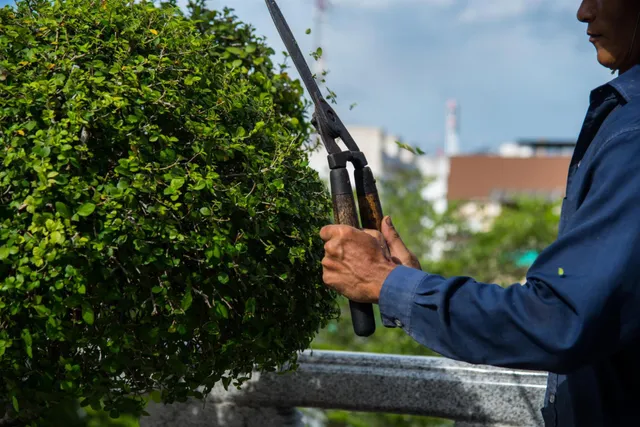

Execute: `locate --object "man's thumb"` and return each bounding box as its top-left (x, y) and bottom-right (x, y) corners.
top-left (381, 216), bottom-right (422, 270)
top-left (381, 216), bottom-right (409, 256)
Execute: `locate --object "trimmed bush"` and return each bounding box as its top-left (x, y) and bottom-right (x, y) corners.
top-left (0, 0), bottom-right (337, 423)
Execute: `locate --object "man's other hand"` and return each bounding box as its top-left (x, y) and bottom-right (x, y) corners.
top-left (320, 225), bottom-right (397, 304)
top-left (381, 216), bottom-right (422, 270)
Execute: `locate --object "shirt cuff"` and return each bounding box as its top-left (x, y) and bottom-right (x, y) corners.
top-left (379, 265), bottom-right (428, 331)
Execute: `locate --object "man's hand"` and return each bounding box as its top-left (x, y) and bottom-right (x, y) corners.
top-left (320, 224), bottom-right (397, 304)
top-left (381, 216), bottom-right (422, 270)
top-left (320, 216), bottom-right (422, 303)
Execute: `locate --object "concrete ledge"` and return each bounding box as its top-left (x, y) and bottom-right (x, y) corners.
top-left (143, 350), bottom-right (547, 427)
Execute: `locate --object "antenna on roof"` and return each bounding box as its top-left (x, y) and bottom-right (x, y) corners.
top-left (445, 99), bottom-right (460, 156)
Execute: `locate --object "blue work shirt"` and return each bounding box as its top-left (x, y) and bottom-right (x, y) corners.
top-left (379, 64), bottom-right (640, 427)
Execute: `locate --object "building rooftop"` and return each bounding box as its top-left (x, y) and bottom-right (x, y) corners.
top-left (516, 139), bottom-right (576, 148)
top-left (447, 155), bottom-right (571, 201)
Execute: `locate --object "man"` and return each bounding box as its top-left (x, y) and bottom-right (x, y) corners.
top-left (320, 1), bottom-right (640, 426)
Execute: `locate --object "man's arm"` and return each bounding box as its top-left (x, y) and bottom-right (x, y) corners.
top-left (379, 128), bottom-right (640, 374)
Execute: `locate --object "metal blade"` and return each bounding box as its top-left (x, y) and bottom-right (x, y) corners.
top-left (265, 0), bottom-right (324, 105)
top-left (265, 0), bottom-right (354, 155)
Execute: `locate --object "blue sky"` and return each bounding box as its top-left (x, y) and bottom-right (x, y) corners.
top-left (1, 0), bottom-right (616, 153)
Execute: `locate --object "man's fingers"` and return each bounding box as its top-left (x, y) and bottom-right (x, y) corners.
top-left (362, 229), bottom-right (391, 259)
top-left (319, 225), bottom-right (335, 242)
top-left (321, 255), bottom-right (338, 271)
top-left (323, 238), bottom-right (344, 260)
top-left (320, 224), bottom-right (356, 242)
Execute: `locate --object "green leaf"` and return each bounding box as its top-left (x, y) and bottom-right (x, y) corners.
top-left (199, 207), bottom-right (211, 216)
top-left (21, 329), bottom-right (32, 358)
top-left (21, 329), bottom-right (32, 347)
top-left (215, 302), bottom-right (229, 319)
top-left (170, 178), bottom-right (185, 189)
top-left (218, 272), bottom-right (229, 284)
top-left (0, 247), bottom-right (10, 261)
top-left (273, 179), bottom-right (284, 191)
top-left (77, 203), bottom-right (96, 217)
top-left (244, 297), bottom-right (256, 316)
top-left (33, 305), bottom-right (50, 316)
top-left (117, 179), bottom-right (129, 190)
top-left (50, 231), bottom-right (64, 245)
top-left (55, 201), bottom-right (71, 218)
top-left (226, 46), bottom-right (243, 56)
top-left (221, 376), bottom-right (232, 389)
top-left (305, 28), bottom-right (311, 34)
top-left (12, 396), bottom-right (18, 412)
top-left (82, 306), bottom-right (95, 325)
top-left (395, 140), bottom-right (416, 154)
top-left (181, 289), bottom-right (193, 311)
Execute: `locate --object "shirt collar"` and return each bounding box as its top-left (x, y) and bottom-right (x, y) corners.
top-left (605, 64), bottom-right (640, 103)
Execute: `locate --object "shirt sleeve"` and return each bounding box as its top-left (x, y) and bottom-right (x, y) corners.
top-left (379, 128), bottom-right (640, 374)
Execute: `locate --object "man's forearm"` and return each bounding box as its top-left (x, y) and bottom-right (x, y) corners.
top-left (379, 265), bottom-right (593, 373)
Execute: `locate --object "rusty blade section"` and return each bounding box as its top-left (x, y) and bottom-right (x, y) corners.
top-left (357, 193), bottom-right (384, 231)
top-left (354, 167), bottom-right (384, 231)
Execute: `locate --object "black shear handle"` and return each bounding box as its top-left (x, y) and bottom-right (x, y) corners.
top-left (330, 168), bottom-right (376, 337)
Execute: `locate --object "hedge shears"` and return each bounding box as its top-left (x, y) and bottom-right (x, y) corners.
top-left (265, 0), bottom-right (385, 337)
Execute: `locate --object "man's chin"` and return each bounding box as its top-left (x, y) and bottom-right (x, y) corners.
top-left (596, 50), bottom-right (617, 71)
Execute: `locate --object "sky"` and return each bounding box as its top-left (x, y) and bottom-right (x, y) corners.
top-left (1, 0), bottom-right (616, 153)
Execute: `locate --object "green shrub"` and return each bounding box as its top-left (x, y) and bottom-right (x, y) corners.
top-left (0, 0), bottom-right (337, 423)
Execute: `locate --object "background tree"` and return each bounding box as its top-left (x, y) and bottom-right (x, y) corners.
top-left (429, 196), bottom-right (561, 285)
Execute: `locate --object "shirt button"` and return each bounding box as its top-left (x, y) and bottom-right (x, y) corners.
top-left (549, 394), bottom-right (556, 404)
top-left (394, 319), bottom-right (403, 327)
